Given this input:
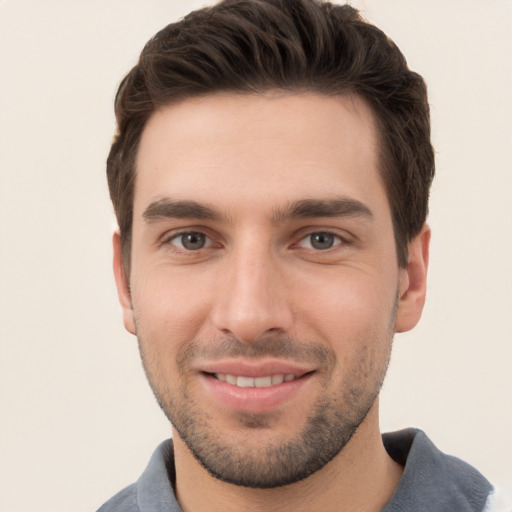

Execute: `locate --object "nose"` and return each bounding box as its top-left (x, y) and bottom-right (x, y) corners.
top-left (211, 244), bottom-right (294, 343)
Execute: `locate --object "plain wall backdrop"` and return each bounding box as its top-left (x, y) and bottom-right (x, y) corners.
top-left (0, 1), bottom-right (511, 511)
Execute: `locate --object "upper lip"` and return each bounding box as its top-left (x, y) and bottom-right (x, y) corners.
top-left (197, 359), bottom-right (315, 378)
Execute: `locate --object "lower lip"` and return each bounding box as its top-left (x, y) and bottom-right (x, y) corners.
top-left (200, 373), bottom-right (313, 413)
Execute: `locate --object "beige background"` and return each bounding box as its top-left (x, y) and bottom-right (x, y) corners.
top-left (0, 1), bottom-right (511, 511)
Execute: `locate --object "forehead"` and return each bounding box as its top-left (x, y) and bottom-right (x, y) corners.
top-left (134, 92), bottom-right (386, 219)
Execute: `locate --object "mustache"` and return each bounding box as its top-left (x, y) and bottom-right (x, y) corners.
top-left (177, 336), bottom-right (333, 367)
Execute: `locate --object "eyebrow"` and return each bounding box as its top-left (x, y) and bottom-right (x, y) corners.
top-left (271, 198), bottom-right (373, 224)
top-left (143, 199), bottom-right (221, 223)
top-left (142, 197), bottom-right (373, 224)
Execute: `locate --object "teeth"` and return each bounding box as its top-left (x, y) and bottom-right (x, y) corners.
top-left (254, 376), bottom-right (272, 387)
top-left (271, 375), bottom-right (284, 385)
top-left (237, 376), bottom-right (255, 388)
top-left (214, 373), bottom-right (297, 388)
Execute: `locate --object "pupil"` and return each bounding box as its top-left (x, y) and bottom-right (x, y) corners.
top-left (311, 232), bottom-right (334, 250)
top-left (182, 232), bottom-right (205, 250)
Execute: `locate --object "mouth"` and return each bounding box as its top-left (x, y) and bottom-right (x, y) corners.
top-left (211, 373), bottom-right (300, 388)
top-left (199, 364), bottom-right (314, 413)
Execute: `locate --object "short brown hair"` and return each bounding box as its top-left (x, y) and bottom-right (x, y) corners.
top-left (107, 0), bottom-right (435, 271)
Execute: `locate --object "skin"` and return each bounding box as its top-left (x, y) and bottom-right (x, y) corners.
top-left (113, 92), bottom-right (430, 512)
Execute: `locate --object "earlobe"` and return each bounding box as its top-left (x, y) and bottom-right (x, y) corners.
top-left (395, 225), bottom-right (430, 333)
top-left (112, 231), bottom-right (136, 335)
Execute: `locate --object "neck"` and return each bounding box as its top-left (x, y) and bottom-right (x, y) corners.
top-left (173, 402), bottom-right (403, 512)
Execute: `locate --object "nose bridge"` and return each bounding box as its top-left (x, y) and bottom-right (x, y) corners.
top-left (211, 237), bottom-right (292, 342)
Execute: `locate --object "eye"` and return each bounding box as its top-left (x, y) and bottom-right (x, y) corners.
top-left (297, 232), bottom-right (343, 250)
top-left (169, 232), bottom-right (211, 251)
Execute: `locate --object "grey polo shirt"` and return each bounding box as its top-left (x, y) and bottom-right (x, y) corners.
top-left (97, 428), bottom-right (495, 511)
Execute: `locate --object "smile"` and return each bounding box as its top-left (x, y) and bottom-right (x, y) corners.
top-left (214, 373), bottom-right (298, 387)
top-left (201, 368), bottom-right (314, 412)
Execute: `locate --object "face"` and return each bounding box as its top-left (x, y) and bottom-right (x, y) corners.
top-left (114, 92), bottom-right (428, 488)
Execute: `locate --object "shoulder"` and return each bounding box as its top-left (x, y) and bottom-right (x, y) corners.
top-left (383, 429), bottom-right (495, 512)
top-left (95, 439), bottom-right (178, 512)
top-left (96, 483), bottom-right (138, 512)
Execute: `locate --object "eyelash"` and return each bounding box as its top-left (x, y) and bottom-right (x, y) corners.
top-left (294, 231), bottom-right (346, 251)
top-left (163, 231), bottom-right (215, 252)
top-left (162, 229), bottom-right (348, 253)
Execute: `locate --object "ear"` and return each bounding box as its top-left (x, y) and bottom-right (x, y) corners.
top-left (395, 224), bottom-right (430, 333)
top-left (113, 231), bottom-right (136, 335)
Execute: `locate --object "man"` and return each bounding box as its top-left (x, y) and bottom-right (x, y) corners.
top-left (98, 0), bottom-right (507, 510)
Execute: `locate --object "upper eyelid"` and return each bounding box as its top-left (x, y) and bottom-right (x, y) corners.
top-left (158, 226), bottom-right (353, 247)
top-left (161, 227), bottom-right (216, 243)
top-left (294, 231), bottom-right (346, 247)
top-left (293, 226), bottom-right (352, 242)
top-left (162, 231), bottom-right (217, 254)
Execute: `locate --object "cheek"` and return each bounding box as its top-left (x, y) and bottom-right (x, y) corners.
top-left (131, 264), bottom-right (213, 348)
top-left (295, 267), bottom-right (398, 341)
top-left (292, 267), bottom-right (397, 391)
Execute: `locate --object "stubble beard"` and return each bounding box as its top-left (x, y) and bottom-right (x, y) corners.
top-left (137, 321), bottom-right (395, 489)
